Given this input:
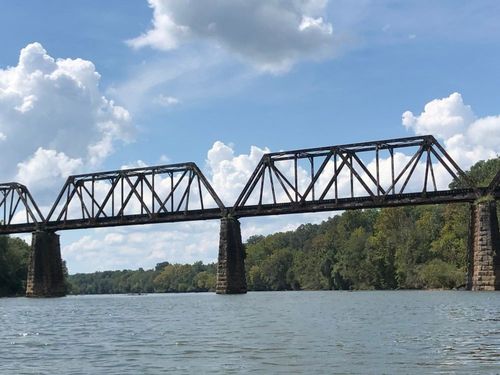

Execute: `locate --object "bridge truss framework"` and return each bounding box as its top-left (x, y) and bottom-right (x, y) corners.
top-left (0, 135), bottom-right (497, 235)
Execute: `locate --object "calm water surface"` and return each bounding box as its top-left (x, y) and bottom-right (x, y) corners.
top-left (0, 291), bottom-right (499, 374)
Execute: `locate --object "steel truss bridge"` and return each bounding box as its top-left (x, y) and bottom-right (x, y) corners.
top-left (1, 135), bottom-right (499, 235)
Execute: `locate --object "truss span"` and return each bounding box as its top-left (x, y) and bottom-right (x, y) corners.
top-left (42, 162), bottom-right (226, 231)
top-left (231, 135), bottom-right (488, 217)
top-left (0, 183), bottom-right (45, 233)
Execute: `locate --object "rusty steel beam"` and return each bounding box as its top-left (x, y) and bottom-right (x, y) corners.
top-left (42, 208), bottom-right (224, 232)
top-left (0, 223), bottom-right (38, 235)
top-left (232, 188), bottom-right (481, 218)
top-left (266, 135), bottom-right (430, 159)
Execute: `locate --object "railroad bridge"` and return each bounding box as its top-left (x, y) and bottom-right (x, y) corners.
top-left (1, 135), bottom-right (499, 295)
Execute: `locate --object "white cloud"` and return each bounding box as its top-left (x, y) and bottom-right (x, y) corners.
top-left (207, 141), bottom-right (270, 205)
top-left (128, 0), bottom-right (335, 73)
top-left (0, 42), bottom-right (134, 199)
top-left (63, 222), bottom-right (221, 272)
top-left (467, 115), bottom-right (500, 150)
top-left (16, 148), bottom-right (83, 189)
top-left (402, 92), bottom-right (499, 167)
top-left (299, 16), bottom-right (332, 34)
top-left (402, 92), bottom-right (475, 139)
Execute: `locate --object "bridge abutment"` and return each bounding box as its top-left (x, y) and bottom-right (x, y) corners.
top-left (26, 231), bottom-right (66, 297)
top-left (216, 216), bottom-right (247, 294)
top-left (468, 200), bottom-right (500, 291)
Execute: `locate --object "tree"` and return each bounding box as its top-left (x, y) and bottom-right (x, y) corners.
top-left (450, 157), bottom-right (500, 188)
top-left (0, 236), bottom-right (31, 297)
top-left (417, 259), bottom-right (463, 289)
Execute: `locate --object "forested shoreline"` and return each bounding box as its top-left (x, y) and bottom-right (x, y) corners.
top-left (0, 158), bottom-right (498, 297)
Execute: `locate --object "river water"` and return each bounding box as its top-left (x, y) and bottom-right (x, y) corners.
top-left (0, 291), bottom-right (499, 374)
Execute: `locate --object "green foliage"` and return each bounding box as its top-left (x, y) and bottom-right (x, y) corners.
top-left (153, 262), bottom-right (216, 292)
top-left (449, 157), bottom-right (500, 188)
top-left (68, 261), bottom-right (217, 294)
top-left (0, 236), bottom-right (31, 297)
top-left (193, 271), bottom-right (216, 291)
top-left (243, 204), bottom-right (473, 291)
top-left (417, 259), bottom-right (464, 289)
top-left (430, 204), bottom-right (468, 268)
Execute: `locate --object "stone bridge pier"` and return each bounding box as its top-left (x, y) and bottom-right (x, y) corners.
top-left (26, 231), bottom-right (66, 297)
top-left (216, 216), bottom-right (247, 294)
top-left (468, 200), bottom-right (500, 290)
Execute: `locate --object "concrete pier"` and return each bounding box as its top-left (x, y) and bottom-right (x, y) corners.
top-left (468, 200), bottom-right (500, 291)
top-left (216, 216), bottom-right (247, 294)
top-left (26, 231), bottom-right (66, 297)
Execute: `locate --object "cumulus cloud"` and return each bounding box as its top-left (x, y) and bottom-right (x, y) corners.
top-left (402, 92), bottom-right (475, 139)
top-left (402, 92), bottom-right (499, 167)
top-left (16, 148), bottom-right (83, 189)
top-left (0, 43), bottom-right (134, 196)
top-left (207, 141), bottom-right (270, 205)
top-left (128, 0), bottom-right (335, 73)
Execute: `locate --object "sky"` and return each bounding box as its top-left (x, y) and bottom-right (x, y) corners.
top-left (0, 0), bottom-right (499, 273)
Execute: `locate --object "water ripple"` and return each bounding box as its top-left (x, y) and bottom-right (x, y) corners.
top-left (0, 291), bottom-right (499, 374)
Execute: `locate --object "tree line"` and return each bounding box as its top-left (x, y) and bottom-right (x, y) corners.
top-left (0, 158), bottom-right (498, 296)
top-left (69, 261), bottom-right (216, 294)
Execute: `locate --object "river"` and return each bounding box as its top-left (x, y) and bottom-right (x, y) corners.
top-left (0, 291), bottom-right (499, 374)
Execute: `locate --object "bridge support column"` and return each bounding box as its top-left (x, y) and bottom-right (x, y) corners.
top-left (216, 216), bottom-right (247, 294)
top-left (468, 200), bottom-right (500, 291)
top-left (26, 231), bottom-right (66, 297)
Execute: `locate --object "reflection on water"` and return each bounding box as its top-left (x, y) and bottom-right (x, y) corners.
top-left (0, 291), bottom-right (499, 374)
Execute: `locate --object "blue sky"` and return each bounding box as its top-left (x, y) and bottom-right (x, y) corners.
top-left (0, 1), bottom-right (499, 272)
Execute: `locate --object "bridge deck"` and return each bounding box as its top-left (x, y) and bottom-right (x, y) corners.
top-left (0, 187), bottom-right (497, 234)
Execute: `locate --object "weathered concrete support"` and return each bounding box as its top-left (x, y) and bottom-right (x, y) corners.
top-left (216, 216), bottom-right (247, 294)
top-left (467, 200), bottom-right (500, 291)
top-left (26, 231), bottom-right (66, 297)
